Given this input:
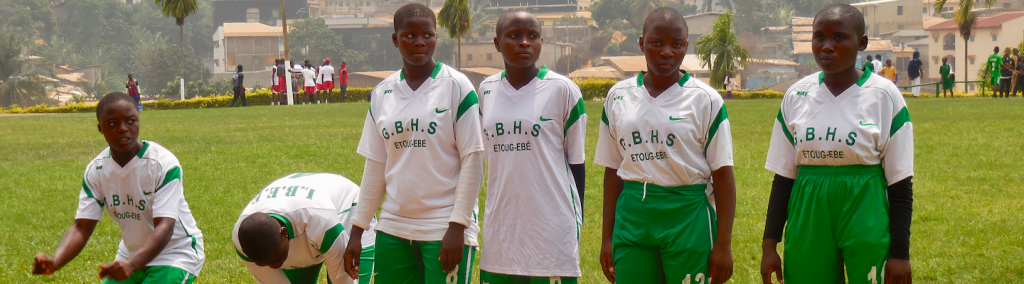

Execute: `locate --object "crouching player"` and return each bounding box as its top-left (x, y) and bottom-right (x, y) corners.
top-left (233, 172), bottom-right (377, 284)
top-left (32, 92), bottom-right (205, 283)
top-left (596, 8), bottom-right (735, 284)
top-left (760, 4), bottom-right (914, 284)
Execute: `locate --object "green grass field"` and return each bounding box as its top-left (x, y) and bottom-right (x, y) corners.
top-left (2, 98), bottom-right (1023, 283)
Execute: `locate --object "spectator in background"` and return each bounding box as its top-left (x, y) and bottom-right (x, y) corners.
top-left (1014, 50), bottom-right (1024, 97)
top-left (1000, 47), bottom-right (1014, 98)
top-left (873, 54), bottom-right (883, 73)
top-left (940, 57), bottom-right (953, 98)
top-left (271, 59), bottom-right (280, 105)
top-left (125, 73), bottom-right (142, 111)
top-left (907, 51), bottom-right (923, 98)
top-left (724, 71), bottom-right (737, 99)
top-left (319, 58), bottom-right (336, 103)
top-left (277, 59), bottom-right (287, 105)
top-left (339, 62), bottom-right (349, 102)
top-left (231, 65), bottom-right (247, 107)
top-left (862, 55), bottom-right (875, 73)
top-left (881, 59), bottom-right (897, 84)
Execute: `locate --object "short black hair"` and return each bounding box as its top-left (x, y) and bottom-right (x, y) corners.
top-left (394, 3), bottom-right (436, 33)
top-left (866, 55), bottom-right (873, 60)
top-left (237, 65), bottom-right (243, 72)
top-left (96, 92), bottom-right (136, 119)
top-left (994, 46), bottom-right (1000, 52)
top-left (237, 213), bottom-right (286, 263)
top-left (642, 7), bottom-right (688, 37)
top-left (495, 9), bottom-right (538, 36)
top-left (814, 4), bottom-right (865, 37)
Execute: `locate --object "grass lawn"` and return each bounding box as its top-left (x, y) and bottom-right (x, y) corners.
top-left (2, 98), bottom-right (1022, 283)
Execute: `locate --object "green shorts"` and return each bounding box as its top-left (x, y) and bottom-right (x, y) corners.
top-left (784, 165), bottom-right (890, 284)
top-left (479, 270), bottom-right (577, 284)
top-left (612, 181), bottom-right (716, 284)
top-left (280, 245), bottom-right (375, 284)
top-left (374, 231), bottom-right (476, 284)
top-left (102, 266), bottom-right (195, 284)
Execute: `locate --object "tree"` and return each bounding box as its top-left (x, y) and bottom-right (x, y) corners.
top-left (629, 0), bottom-right (662, 30)
top-left (0, 0), bottom-right (55, 40)
top-left (695, 10), bottom-right (750, 89)
top-left (0, 34), bottom-right (54, 108)
top-left (935, 0), bottom-right (995, 93)
top-left (153, 0), bottom-right (198, 79)
top-left (439, 0), bottom-right (472, 68)
top-left (288, 18), bottom-right (347, 63)
top-left (787, 0), bottom-right (851, 17)
top-left (138, 46), bottom-right (209, 99)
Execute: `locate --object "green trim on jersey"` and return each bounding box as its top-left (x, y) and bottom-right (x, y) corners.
top-left (601, 109), bottom-right (609, 126)
top-left (635, 70), bottom-right (691, 87)
top-left (368, 106), bottom-right (375, 123)
top-left (536, 65), bottom-right (550, 79)
top-left (399, 60), bottom-right (443, 81)
top-left (816, 71), bottom-right (872, 87)
top-left (704, 104), bottom-right (728, 156)
top-left (565, 98), bottom-right (586, 135)
top-left (236, 248), bottom-right (254, 262)
top-left (157, 166), bottom-right (182, 193)
top-left (320, 223), bottom-right (346, 254)
top-left (456, 91), bottom-right (479, 121)
top-left (81, 178), bottom-right (105, 207)
top-left (890, 106), bottom-right (911, 136)
top-left (136, 141), bottom-right (150, 158)
top-left (268, 213), bottom-right (296, 239)
top-left (776, 110), bottom-right (796, 145)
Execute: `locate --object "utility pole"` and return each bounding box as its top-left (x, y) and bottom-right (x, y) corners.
top-left (280, 0), bottom-right (290, 58)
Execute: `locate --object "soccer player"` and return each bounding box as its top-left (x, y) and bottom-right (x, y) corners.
top-left (277, 59), bottom-right (288, 104)
top-left (861, 55), bottom-right (874, 73)
top-left (233, 172), bottom-right (377, 284)
top-left (32, 92), bottom-right (205, 283)
top-left (907, 51), bottom-right (923, 98)
top-left (271, 59), bottom-right (280, 105)
top-left (881, 59), bottom-right (897, 84)
top-left (760, 4), bottom-right (914, 284)
top-left (320, 58), bottom-right (336, 103)
top-left (477, 10), bottom-right (587, 284)
top-left (343, 3), bottom-right (485, 284)
top-left (987, 46), bottom-right (1002, 97)
top-left (1000, 47), bottom-right (1014, 98)
top-left (291, 62), bottom-right (317, 104)
top-left (940, 57), bottom-right (953, 97)
top-left (596, 7), bottom-right (735, 284)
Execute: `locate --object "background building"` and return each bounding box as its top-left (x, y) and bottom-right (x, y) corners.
top-left (926, 11), bottom-right (1024, 91)
top-left (212, 23), bottom-right (284, 73)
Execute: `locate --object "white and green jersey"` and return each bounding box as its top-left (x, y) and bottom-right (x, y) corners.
top-left (765, 71), bottom-right (914, 184)
top-left (357, 61), bottom-right (484, 245)
top-left (594, 72), bottom-right (733, 195)
top-left (232, 172), bottom-right (377, 284)
top-left (477, 66), bottom-right (586, 277)
top-left (76, 141), bottom-right (204, 276)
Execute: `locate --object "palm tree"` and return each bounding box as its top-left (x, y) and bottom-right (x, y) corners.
top-left (153, 0), bottom-right (198, 80)
top-left (0, 33), bottom-right (55, 108)
top-left (630, 0), bottom-right (662, 29)
top-left (439, 0), bottom-right (472, 68)
top-left (935, 0), bottom-right (995, 92)
top-left (695, 10), bottom-right (749, 89)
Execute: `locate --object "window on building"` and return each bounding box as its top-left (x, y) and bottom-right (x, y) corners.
top-left (487, 54), bottom-right (493, 61)
top-left (215, 60), bottom-right (220, 67)
top-left (992, 33), bottom-right (998, 41)
top-left (970, 57), bottom-right (975, 65)
top-left (468, 54), bottom-right (473, 61)
top-left (933, 34), bottom-right (939, 43)
top-left (923, 7), bottom-right (928, 14)
top-left (898, 25), bottom-right (904, 30)
top-left (943, 34), bottom-right (955, 50)
top-left (255, 38), bottom-right (262, 46)
top-left (897, 6), bottom-right (903, 15)
top-left (764, 46), bottom-right (777, 56)
top-left (273, 9), bottom-right (280, 17)
top-left (247, 8), bottom-right (260, 23)
top-left (366, 1), bottom-right (370, 6)
top-left (1005, 2), bottom-right (1011, 8)
top-left (933, 57), bottom-right (939, 65)
top-left (970, 35), bottom-right (975, 42)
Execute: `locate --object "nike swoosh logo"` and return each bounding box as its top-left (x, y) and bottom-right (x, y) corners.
top-left (859, 121), bottom-right (876, 126)
top-left (143, 191), bottom-right (153, 195)
top-left (669, 116), bottom-right (687, 121)
top-left (539, 116), bottom-right (553, 121)
top-left (435, 108), bottom-right (449, 113)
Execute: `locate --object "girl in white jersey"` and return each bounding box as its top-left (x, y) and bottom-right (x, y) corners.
top-left (32, 92), bottom-right (204, 284)
top-left (343, 3), bottom-right (485, 284)
top-left (477, 10), bottom-right (587, 284)
top-left (595, 8), bottom-right (735, 284)
top-left (759, 5), bottom-right (914, 284)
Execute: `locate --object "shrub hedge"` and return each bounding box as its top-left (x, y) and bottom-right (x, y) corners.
top-left (0, 82), bottom-right (992, 114)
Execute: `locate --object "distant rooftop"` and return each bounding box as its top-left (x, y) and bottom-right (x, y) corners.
top-left (926, 11), bottom-right (1024, 30)
top-left (222, 22), bottom-right (284, 37)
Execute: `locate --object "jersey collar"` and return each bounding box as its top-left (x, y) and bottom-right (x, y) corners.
top-left (136, 140), bottom-right (150, 158)
top-left (500, 65), bottom-right (550, 80)
top-left (817, 70), bottom-right (871, 87)
top-left (399, 60), bottom-right (443, 81)
top-left (636, 70), bottom-right (691, 87)
top-left (267, 213), bottom-right (296, 239)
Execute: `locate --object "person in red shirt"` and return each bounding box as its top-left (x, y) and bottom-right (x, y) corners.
top-left (125, 73), bottom-right (142, 111)
top-left (339, 62), bottom-right (349, 102)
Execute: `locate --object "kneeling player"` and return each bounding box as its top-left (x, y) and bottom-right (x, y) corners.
top-left (32, 92), bottom-right (205, 283)
top-left (233, 172), bottom-right (378, 284)
top-left (760, 4), bottom-right (914, 284)
top-left (596, 8), bottom-right (735, 284)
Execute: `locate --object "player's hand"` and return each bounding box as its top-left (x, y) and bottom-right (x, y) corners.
top-left (885, 258), bottom-right (912, 284)
top-left (708, 243), bottom-right (733, 284)
top-left (98, 260), bottom-right (134, 281)
top-left (32, 253), bottom-right (58, 275)
top-left (599, 239), bottom-right (615, 283)
top-left (343, 230), bottom-right (364, 280)
top-left (439, 222), bottom-right (465, 273)
top-left (760, 241), bottom-right (784, 284)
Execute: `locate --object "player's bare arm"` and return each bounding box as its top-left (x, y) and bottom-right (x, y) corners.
top-left (33, 218), bottom-right (98, 276)
top-left (600, 167), bottom-right (623, 283)
top-left (98, 216), bottom-right (175, 281)
top-left (343, 226), bottom-right (365, 279)
top-left (439, 222), bottom-right (466, 273)
top-left (708, 166), bottom-right (736, 284)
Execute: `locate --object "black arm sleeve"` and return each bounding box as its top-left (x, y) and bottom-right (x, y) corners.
top-left (887, 177), bottom-right (913, 260)
top-left (764, 174), bottom-right (794, 241)
top-left (569, 163), bottom-right (586, 221)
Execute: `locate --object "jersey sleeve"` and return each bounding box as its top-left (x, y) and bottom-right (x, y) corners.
top-left (881, 85), bottom-right (914, 185)
top-left (564, 82), bottom-right (587, 165)
top-left (243, 261), bottom-right (292, 284)
top-left (704, 95), bottom-right (733, 171)
top-left (765, 97), bottom-right (799, 179)
top-left (357, 97), bottom-right (388, 163)
top-left (75, 165), bottom-right (103, 220)
top-left (454, 76), bottom-right (485, 157)
top-left (151, 161), bottom-right (184, 219)
top-left (303, 208), bottom-right (350, 284)
top-left (594, 90), bottom-right (623, 169)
